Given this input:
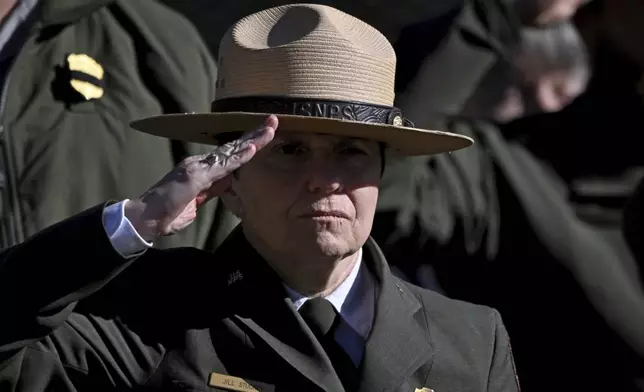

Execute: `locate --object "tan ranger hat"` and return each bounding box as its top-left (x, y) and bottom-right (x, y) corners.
top-left (130, 3), bottom-right (473, 156)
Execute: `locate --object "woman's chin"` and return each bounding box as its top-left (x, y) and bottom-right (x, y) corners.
top-left (295, 232), bottom-right (352, 259)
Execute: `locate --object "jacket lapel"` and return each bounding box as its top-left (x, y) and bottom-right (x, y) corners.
top-left (359, 238), bottom-right (434, 392)
top-left (216, 228), bottom-right (343, 392)
top-left (233, 299), bottom-right (344, 392)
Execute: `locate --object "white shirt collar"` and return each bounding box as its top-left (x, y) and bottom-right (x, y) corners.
top-left (285, 248), bottom-right (374, 339)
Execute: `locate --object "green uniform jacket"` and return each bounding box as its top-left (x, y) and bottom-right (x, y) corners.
top-left (0, 204), bottom-right (520, 392)
top-left (0, 0), bottom-right (238, 250)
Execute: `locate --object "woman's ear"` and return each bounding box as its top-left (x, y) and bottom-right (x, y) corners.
top-left (221, 178), bottom-right (244, 219)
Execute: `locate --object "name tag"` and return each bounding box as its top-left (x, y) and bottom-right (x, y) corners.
top-left (208, 373), bottom-right (274, 392)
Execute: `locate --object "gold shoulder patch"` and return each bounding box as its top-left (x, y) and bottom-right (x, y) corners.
top-left (66, 53), bottom-right (104, 100)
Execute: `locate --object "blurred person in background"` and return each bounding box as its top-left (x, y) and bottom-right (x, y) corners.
top-left (374, 16), bottom-right (644, 392)
top-left (389, 0), bottom-right (588, 129)
top-left (513, 0), bottom-right (589, 26)
top-left (461, 22), bottom-right (590, 122)
top-left (0, 0), bottom-right (236, 250)
top-left (504, 0), bottom-right (644, 231)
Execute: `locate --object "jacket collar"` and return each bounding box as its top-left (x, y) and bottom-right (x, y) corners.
top-left (215, 227), bottom-right (434, 392)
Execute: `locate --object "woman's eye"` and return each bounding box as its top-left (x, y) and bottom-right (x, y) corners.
top-left (276, 144), bottom-right (305, 155)
top-left (340, 146), bottom-right (367, 155)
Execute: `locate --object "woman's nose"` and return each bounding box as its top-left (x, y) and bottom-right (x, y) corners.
top-left (305, 161), bottom-right (344, 195)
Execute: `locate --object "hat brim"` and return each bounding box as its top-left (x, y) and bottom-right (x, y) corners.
top-left (130, 112), bottom-right (473, 156)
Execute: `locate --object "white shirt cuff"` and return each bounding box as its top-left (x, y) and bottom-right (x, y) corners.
top-left (102, 199), bottom-right (153, 258)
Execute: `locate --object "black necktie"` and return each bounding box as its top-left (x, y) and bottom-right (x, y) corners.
top-left (299, 298), bottom-right (360, 391)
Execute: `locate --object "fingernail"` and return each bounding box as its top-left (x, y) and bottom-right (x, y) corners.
top-left (264, 115), bottom-right (274, 126)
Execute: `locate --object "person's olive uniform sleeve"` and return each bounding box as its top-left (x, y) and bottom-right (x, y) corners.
top-left (376, 0), bottom-right (518, 259)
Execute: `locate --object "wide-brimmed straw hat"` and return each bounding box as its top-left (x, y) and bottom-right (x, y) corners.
top-left (130, 4), bottom-right (473, 156)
